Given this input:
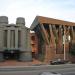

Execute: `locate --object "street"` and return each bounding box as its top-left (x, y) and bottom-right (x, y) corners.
top-left (0, 64), bottom-right (75, 75)
top-left (0, 68), bottom-right (75, 75)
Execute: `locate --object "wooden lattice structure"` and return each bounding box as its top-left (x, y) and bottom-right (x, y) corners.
top-left (30, 16), bottom-right (75, 63)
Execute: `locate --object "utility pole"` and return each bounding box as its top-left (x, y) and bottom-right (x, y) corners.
top-left (63, 26), bottom-right (66, 60)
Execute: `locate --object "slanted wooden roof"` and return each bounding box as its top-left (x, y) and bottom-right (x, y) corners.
top-left (30, 16), bottom-right (75, 30)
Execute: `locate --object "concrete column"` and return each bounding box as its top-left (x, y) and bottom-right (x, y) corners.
top-left (0, 52), bottom-right (4, 61)
top-left (15, 29), bottom-right (18, 48)
top-left (26, 29), bottom-right (32, 51)
top-left (19, 28), bottom-right (32, 61)
top-left (0, 28), bottom-right (4, 61)
top-left (7, 30), bottom-right (10, 48)
top-left (19, 51), bottom-right (32, 61)
top-left (21, 30), bottom-right (25, 50)
top-left (0, 29), bottom-right (4, 51)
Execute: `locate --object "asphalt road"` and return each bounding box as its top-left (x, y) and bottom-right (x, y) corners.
top-left (0, 64), bottom-right (75, 75)
top-left (0, 68), bottom-right (75, 75)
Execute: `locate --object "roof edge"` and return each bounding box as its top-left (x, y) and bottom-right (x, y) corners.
top-left (30, 16), bottom-right (39, 30)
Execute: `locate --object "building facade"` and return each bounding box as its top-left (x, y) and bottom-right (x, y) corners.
top-left (30, 16), bottom-right (75, 63)
top-left (0, 15), bottom-right (75, 63)
top-left (30, 32), bottom-right (38, 59)
top-left (0, 16), bottom-right (32, 61)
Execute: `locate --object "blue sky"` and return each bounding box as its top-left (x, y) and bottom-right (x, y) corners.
top-left (0, 0), bottom-right (75, 27)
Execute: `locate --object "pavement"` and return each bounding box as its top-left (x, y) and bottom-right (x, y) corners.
top-left (0, 59), bottom-right (75, 69)
top-left (0, 59), bottom-right (44, 66)
top-left (0, 59), bottom-right (75, 75)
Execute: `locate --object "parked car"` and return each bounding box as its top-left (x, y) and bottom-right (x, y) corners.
top-left (50, 59), bottom-right (68, 65)
top-left (39, 72), bottom-right (62, 75)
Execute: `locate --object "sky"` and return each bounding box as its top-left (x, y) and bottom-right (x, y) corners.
top-left (0, 0), bottom-right (75, 28)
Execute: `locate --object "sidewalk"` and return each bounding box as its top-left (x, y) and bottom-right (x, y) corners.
top-left (0, 59), bottom-right (44, 67)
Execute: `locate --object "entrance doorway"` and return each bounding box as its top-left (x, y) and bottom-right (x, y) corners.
top-left (3, 50), bottom-right (20, 60)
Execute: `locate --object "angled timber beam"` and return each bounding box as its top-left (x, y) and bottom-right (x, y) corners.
top-left (56, 25), bottom-right (63, 53)
top-left (65, 26), bottom-right (70, 40)
top-left (58, 25), bottom-right (63, 43)
top-left (66, 26), bottom-right (70, 34)
top-left (40, 23), bottom-right (50, 45)
top-left (49, 24), bottom-right (56, 46)
top-left (52, 25), bottom-right (58, 44)
top-left (52, 25), bottom-right (58, 37)
top-left (38, 25), bottom-right (46, 42)
top-left (70, 26), bottom-right (74, 40)
top-left (63, 25), bottom-right (66, 31)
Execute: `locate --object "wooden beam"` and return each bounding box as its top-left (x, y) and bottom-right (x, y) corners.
top-left (70, 26), bottom-right (74, 40)
top-left (70, 26), bottom-right (75, 43)
top-left (65, 26), bottom-right (70, 41)
top-left (52, 25), bottom-right (57, 37)
top-left (40, 24), bottom-right (50, 45)
top-left (58, 25), bottom-right (63, 42)
top-left (38, 25), bottom-right (46, 43)
top-left (56, 25), bottom-right (63, 53)
top-left (52, 25), bottom-right (58, 44)
top-left (49, 24), bottom-right (56, 48)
